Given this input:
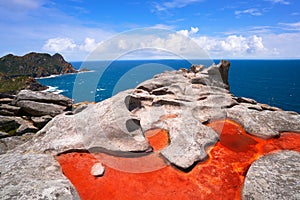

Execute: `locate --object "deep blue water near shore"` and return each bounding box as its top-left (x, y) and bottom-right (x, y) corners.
top-left (37, 59), bottom-right (300, 113)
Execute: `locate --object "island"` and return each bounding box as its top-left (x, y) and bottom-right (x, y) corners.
top-left (0, 52), bottom-right (78, 94)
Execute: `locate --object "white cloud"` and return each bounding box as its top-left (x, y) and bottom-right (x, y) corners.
top-left (235, 8), bottom-right (262, 16)
top-left (177, 27), bottom-right (199, 37)
top-left (265, 0), bottom-right (290, 5)
top-left (43, 37), bottom-right (77, 52)
top-left (194, 34), bottom-right (267, 57)
top-left (152, 0), bottom-right (204, 12)
top-left (79, 38), bottom-right (100, 52)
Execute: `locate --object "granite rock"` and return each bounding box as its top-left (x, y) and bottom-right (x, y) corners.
top-left (242, 150), bottom-right (300, 200)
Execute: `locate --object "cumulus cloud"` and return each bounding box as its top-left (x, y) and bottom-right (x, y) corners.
top-left (177, 27), bottom-right (199, 37)
top-left (194, 35), bottom-right (267, 57)
top-left (235, 8), bottom-right (262, 17)
top-left (43, 37), bottom-right (76, 52)
top-left (80, 37), bottom-right (100, 52)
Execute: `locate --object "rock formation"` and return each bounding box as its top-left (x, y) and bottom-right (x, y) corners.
top-left (0, 60), bottom-right (299, 199)
top-left (0, 90), bottom-right (73, 154)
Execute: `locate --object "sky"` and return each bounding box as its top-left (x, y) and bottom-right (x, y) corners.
top-left (0, 0), bottom-right (299, 61)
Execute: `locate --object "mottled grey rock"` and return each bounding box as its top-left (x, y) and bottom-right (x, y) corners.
top-left (242, 150), bottom-right (300, 200)
top-left (0, 104), bottom-right (20, 116)
top-left (16, 100), bottom-right (67, 117)
top-left (31, 115), bottom-right (53, 129)
top-left (226, 105), bottom-right (300, 138)
top-left (15, 118), bottom-right (38, 135)
top-left (234, 97), bottom-right (258, 104)
top-left (13, 90), bottom-right (73, 107)
top-left (0, 116), bottom-right (20, 135)
top-left (0, 98), bottom-right (14, 104)
top-left (26, 91), bottom-right (150, 155)
top-left (0, 131), bottom-right (9, 138)
top-left (0, 140), bottom-right (7, 154)
top-left (217, 60), bottom-right (230, 86)
top-left (0, 152), bottom-right (80, 200)
top-left (190, 64), bottom-right (205, 73)
top-left (258, 103), bottom-right (282, 111)
top-left (160, 116), bottom-right (219, 169)
top-left (0, 133), bottom-right (35, 154)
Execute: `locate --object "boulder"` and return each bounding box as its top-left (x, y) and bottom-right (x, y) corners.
top-left (0, 151), bottom-right (80, 199)
top-left (16, 100), bottom-right (67, 117)
top-left (0, 116), bottom-right (38, 136)
top-left (13, 90), bottom-right (73, 107)
top-left (0, 104), bottom-right (21, 116)
top-left (0, 98), bottom-right (14, 104)
top-left (242, 150), bottom-right (300, 200)
top-left (31, 115), bottom-right (53, 129)
top-left (226, 105), bottom-right (300, 138)
top-left (217, 60), bottom-right (230, 86)
top-left (0, 116), bottom-right (20, 135)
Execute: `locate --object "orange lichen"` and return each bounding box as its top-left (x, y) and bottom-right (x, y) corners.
top-left (145, 129), bottom-right (169, 151)
top-left (57, 119), bottom-right (300, 200)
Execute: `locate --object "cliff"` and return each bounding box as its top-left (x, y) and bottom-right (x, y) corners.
top-left (0, 52), bottom-right (77, 93)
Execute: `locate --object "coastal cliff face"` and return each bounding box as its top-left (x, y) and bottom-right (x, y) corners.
top-left (0, 52), bottom-right (77, 93)
top-left (0, 61), bottom-right (299, 200)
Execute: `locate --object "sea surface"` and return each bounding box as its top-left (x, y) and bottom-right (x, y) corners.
top-left (37, 59), bottom-right (300, 113)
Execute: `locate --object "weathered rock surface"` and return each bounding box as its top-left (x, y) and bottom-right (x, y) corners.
top-left (13, 90), bottom-right (73, 107)
top-left (242, 150), bottom-right (300, 200)
top-left (21, 60), bottom-right (300, 170)
top-left (0, 151), bottom-right (80, 200)
top-left (0, 133), bottom-right (34, 154)
top-left (0, 90), bottom-right (73, 139)
top-left (0, 60), bottom-right (299, 199)
top-left (16, 100), bottom-right (67, 117)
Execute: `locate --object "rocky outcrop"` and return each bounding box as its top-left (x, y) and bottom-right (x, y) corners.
top-left (18, 60), bottom-right (300, 170)
top-left (0, 90), bottom-right (73, 153)
top-left (0, 60), bottom-right (299, 199)
top-left (242, 150), bottom-right (300, 200)
top-left (0, 151), bottom-right (80, 199)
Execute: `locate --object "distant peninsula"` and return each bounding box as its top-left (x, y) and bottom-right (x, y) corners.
top-left (0, 52), bottom-right (78, 94)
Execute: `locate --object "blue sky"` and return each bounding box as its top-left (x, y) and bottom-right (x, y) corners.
top-left (0, 0), bottom-right (299, 60)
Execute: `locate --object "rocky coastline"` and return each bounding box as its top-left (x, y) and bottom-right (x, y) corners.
top-left (0, 60), bottom-right (299, 199)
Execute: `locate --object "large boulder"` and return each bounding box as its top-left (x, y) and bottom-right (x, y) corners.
top-left (11, 90), bottom-right (73, 117)
top-left (0, 151), bottom-right (80, 199)
top-left (13, 90), bottom-right (73, 107)
top-left (242, 150), bottom-right (300, 200)
top-left (15, 100), bottom-right (67, 117)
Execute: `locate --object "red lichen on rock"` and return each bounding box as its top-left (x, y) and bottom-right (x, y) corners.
top-left (56, 119), bottom-right (300, 200)
top-left (145, 129), bottom-right (169, 151)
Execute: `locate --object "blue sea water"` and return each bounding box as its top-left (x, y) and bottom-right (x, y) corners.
top-left (37, 59), bottom-right (300, 113)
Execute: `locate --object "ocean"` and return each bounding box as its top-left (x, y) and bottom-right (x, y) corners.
top-left (37, 59), bottom-right (300, 113)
